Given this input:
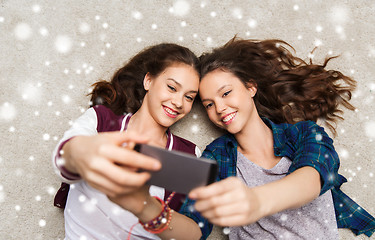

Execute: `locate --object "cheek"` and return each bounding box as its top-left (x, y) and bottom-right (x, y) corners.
top-left (207, 110), bottom-right (219, 123)
top-left (184, 102), bottom-right (194, 112)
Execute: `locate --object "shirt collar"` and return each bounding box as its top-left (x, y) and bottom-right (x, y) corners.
top-left (222, 117), bottom-right (288, 155)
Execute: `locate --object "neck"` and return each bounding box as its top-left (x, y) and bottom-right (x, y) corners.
top-left (127, 107), bottom-right (169, 148)
top-left (235, 115), bottom-right (274, 156)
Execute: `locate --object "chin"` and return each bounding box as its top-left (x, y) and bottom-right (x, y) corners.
top-left (162, 117), bottom-right (181, 127)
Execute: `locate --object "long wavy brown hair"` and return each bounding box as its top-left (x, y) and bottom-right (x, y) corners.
top-left (89, 43), bottom-right (199, 115)
top-left (199, 37), bottom-right (356, 135)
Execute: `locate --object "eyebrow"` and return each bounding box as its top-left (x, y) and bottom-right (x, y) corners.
top-left (201, 84), bottom-right (231, 102)
top-left (167, 78), bottom-right (198, 94)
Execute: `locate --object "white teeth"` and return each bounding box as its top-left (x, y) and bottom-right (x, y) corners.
top-left (164, 107), bottom-right (177, 115)
top-left (223, 113), bottom-right (235, 123)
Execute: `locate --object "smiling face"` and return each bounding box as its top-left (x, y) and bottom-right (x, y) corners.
top-left (199, 69), bottom-right (257, 134)
top-left (143, 63), bottom-right (199, 128)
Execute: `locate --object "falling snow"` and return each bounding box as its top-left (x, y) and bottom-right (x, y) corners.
top-left (364, 121), bottom-right (375, 139)
top-left (223, 227), bottom-right (231, 235)
top-left (170, 0), bottom-right (190, 17)
top-left (55, 35), bottom-right (73, 53)
top-left (0, 102), bottom-right (17, 121)
top-left (1, 1), bottom-right (374, 240)
top-left (14, 22), bottom-right (33, 40)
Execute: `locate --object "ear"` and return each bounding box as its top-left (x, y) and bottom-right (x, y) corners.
top-left (246, 83), bottom-right (257, 97)
top-left (143, 73), bottom-right (152, 91)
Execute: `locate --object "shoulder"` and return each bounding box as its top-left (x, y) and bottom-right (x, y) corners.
top-left (203, 133), bottom-right (236, 159)
top-left (206, 133), bottom-right (235, 150)
top-left (92, 105), bottom-right (126, 132)
top-left (285, 120), bottom-right (333, 147)
top-left (290, 120), bottom-right (329, 138)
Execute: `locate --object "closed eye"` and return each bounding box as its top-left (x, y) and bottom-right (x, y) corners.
top-left (185, 95), bottom-right (194, 101)
top-left (168, 85), bottom-right (176, 91)
top-left (223, 90), bottom-right (231, 97)
top-left (205, 103), bottom-right (213, 109)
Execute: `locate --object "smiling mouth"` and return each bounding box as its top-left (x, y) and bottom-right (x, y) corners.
top-left (222, 112), bottom-right (236, 125)
top-left (163, 106), bottom-right (179, 118)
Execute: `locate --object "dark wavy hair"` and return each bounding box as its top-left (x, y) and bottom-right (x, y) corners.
top-left (199, 37), bottom-right (356, 135)
top-left (89, 43), bottom-right (199, 115)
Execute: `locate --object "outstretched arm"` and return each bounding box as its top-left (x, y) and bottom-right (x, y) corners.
top-left (61, 131), bottom-right (161, 197)
top-left (189, 166), bottom-right (320, 227)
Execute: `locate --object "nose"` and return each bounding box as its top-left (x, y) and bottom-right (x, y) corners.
top-left (215, 100), bottom-right (227, 113)
top-left (172, 95), bottom-right (183, 109)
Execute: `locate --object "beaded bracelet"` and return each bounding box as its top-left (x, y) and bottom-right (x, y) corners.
top-left (139, 192), bottom-right (175, 234)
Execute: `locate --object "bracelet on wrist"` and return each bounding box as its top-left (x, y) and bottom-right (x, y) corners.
top-left (139, 192), bottom-right (175, 234)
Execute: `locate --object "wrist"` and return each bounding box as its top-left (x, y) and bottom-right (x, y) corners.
top-left (252, 185), bottom-right (273, 219)
top-left (135, 195), bottom-right (163, 222)
top-left (138, 196), bottom-right (174, 235)
top-left (61, 140), bottom-right (79, 175)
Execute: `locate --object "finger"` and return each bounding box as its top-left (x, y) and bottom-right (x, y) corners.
top-left (189, 177), bottom-right (240, 199)
top-left (94, 160), bottom-right (152, 188)
top-left (198, 200), bottom-right (246, 222)
top-left (209, 213), bottom-right (249, 227)
top-left (194, 189), bottom-right (238, 213)
top-left (98, 144), bottom-right (161, 170)
top-left (84, 171), bottom-right (138, 197)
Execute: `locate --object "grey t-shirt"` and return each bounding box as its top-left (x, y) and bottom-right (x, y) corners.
top-left (229, 152), bottom-right (339, 240)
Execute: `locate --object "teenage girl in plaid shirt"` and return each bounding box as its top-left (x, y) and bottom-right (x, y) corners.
top-left (181, 37), bottom-right (375, 239)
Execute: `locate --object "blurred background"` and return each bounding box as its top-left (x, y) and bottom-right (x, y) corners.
top-left (0, 0), bottom-right (374, 239)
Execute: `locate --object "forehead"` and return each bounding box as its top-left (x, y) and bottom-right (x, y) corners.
top-left (161, 63), bottom-right (199, 89)
top-left (200, 69), bottom-right (241, 89)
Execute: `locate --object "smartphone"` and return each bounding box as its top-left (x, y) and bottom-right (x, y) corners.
top-left (134, 143), bottom-right (217, 194)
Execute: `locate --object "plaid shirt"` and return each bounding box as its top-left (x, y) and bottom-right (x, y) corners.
top-left (180, 118), bottom-right (375, 239)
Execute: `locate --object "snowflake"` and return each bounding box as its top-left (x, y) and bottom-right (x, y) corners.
top-left (188, 205), bottom-right (195, 212)
top-left (170, 0), bottom-right (190, 17)
top-left (43, 133), bottom-right (50, 141)
top-left (247, 18), bottom-right (257, 28)
top-left (131, 11), bottom-right (143, 20)
top-left (231, 8), bottom-right (243, 19)
top-left (191, 124), bottom-right (199, 133)
top-left (364, 121), bottom-right (375, 139)
top-left (14, 22), bottom-right (33, 40)
top-left (39, 27), bottom-right (49, 36)
top-left (39, 219), bottom-right (46, 227)
top-left (62, 95), bottom-right (71, 104)
top-left (338, 148), bottom-right (349, 159)
top-left (315, 133), bottom-right (323, 141)
top-left (223, 227), bottom-right (230, 235)
top-left (55, 35), bottom-right (73, 54)
top-left (0, 102), bottom-right (17, 121)
top-left (79, 22), bottom-right (90, 34)
top-left (20, 83), bottom-right (42, 104)
top-left (329, 5), bottom-right (350, 24)
top-left (0, 191), bottom-right (5, 203)
top-left (32, 4), bottom-right (41, 13)
top-left (78, 194), bottom-right (86, 202)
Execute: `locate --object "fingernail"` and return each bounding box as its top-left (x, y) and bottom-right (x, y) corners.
top-left (189, 192), bottom-right (197, 199)
top-left (154, 162), bottom-right (161, 170)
